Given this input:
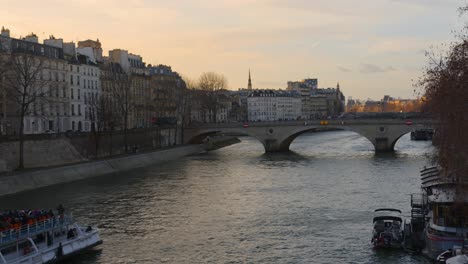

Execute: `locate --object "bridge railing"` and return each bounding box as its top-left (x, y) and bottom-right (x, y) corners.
top-left (187, 118), bottom-right (434, 129)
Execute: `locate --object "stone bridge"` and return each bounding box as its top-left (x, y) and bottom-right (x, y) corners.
top-left (184, 119), bottom-right (433, 153)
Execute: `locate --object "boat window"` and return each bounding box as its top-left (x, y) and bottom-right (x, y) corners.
top-left (433, 204), bottom-right (468, 228)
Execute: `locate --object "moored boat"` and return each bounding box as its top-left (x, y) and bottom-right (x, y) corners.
top-left (0, 209), bottom-right (101, 264)
top-left (410, 128), bottom-right (434, 141)
top-left (371, 208), bottom-right (405, 248)
top-left (417, 166), bottom-right (468, 260)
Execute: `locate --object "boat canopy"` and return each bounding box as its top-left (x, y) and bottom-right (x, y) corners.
top-left (374, 208), bottom-right (402, 213)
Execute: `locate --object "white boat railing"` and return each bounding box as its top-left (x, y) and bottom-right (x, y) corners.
top-left (0, 214), bottom-right (73, 246)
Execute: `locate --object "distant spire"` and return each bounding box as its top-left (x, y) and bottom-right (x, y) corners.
top-left (248, 69), bottom-right (252, 90)
top-left (337, 82), bottom-right (340, 90)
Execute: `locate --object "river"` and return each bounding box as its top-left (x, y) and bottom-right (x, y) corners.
top-left (0, 131), bottom-right (435, 263)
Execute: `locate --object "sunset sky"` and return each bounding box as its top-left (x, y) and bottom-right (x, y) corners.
top-left (1, 0), bottom-right (465, 99)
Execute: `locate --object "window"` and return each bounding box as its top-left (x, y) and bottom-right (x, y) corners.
top-left (78, 89), bottom-right (80, 100)
top-left (77, 66), bottom-right (80, 73)
top-left (71, 89), bottom-right (74, 99)
top-left (62, 87), bottom-right (66, 98)
top-left (70, 75), bottom-right (73, 85)
top-left (78, 105), bottom-right (81, 116)
top-left (72, 104), bottom-right (75, 115)
top-left (77, 76), bottom-right (80, 85)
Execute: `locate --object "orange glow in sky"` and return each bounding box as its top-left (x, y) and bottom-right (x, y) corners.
top-left (0, 0), bottom-right (464, 99)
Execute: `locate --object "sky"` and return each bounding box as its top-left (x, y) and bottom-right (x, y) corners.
top-left (0, 0), bottom-right (466, 99)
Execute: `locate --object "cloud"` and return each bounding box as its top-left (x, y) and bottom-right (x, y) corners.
top-left (337, 66), bottom-right (352, 72)
top-left (360, 64), bottom-right (396, 73)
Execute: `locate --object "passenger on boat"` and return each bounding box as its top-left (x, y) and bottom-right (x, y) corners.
top-left (67, 228), bottom-right (77, 239)
top-left (0, 208), bottom-right (58, 234)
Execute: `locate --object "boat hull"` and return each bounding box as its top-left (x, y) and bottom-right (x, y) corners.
top-left (424, 231), bottom-right (465, 260)
top-left (6, 229), bottom-right (102, 264)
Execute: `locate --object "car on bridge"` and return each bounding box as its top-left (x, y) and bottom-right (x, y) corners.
top-left (243, 123), bottom-right (249, 128)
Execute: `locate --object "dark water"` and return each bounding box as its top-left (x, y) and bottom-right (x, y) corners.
top-left (0, 131), bottom-right (435, 263)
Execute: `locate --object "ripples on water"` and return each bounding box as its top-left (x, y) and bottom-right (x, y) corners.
top-left (0, 131), bottom-right (434, 263)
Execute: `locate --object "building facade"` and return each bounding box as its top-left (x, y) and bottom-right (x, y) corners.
top-left (0, 29), bottom-right (70, 134)
top-left (247, 89), bottom-right (301, 122)
top-left (68, 55), bottom-right (101, 132)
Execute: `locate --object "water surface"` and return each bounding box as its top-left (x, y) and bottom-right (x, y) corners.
top-left (0, 131), bottom-right (435, 263)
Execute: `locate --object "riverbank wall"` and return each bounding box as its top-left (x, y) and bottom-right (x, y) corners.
top-left (0, 144), bottom-right (205, 197)
top-left (0, 127), bottom-right (180, 171)
top-left (0, 135), bottom-right (241, 197)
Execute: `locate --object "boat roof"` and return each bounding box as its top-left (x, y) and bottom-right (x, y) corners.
top-left (373, 208), bottom-right (403, 222)
top-left (374, 208), bottom-right (402, 213)
top-left (373, 216), bottom-right (403, 222)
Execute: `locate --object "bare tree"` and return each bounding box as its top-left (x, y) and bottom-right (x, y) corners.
top-left (198, 72), bottom-right (228, 123)
top-left (180, 76), bottom-right (198, 134)
top-left (3, 53), bottom-right (49, 169)
top-left (101, 62), bottom-right (134, 153)
top-left (0, 54), bottom-right (9, 136)
top-left (88, 93), bottom-right (113, 158)
top-left (114, 74), bottom-right (134, 153)
top-left (418, 6), bottom-right (468, 207)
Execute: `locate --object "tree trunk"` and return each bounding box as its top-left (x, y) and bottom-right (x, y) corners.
top-left (94, 132), bottom-right (99, 159)
top-left (124, 113), bottom-right (128, 153)
top-left (18, 110), bottom-right (25, 170)
top-left (109, 128), bottom-right (113, 157)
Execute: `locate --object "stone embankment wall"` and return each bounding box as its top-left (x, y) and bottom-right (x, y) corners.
top-left (69, 127), bottom-right (179, 159)
top-left (0, 144), bottom-right (206, 197)
top-left (0, 138), bottom-right (85, 171)
top-left (0, 127), bottom-right (180, 171)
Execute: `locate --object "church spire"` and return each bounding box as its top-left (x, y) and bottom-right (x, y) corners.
top-left (248, 69), bottom-right (252, 90)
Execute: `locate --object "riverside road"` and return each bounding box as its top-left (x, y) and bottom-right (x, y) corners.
top-left (0, 131), bottom-right (433, 263)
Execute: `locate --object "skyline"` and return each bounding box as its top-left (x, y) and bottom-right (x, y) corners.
top-left (1, 0), bottom-right (465, 99)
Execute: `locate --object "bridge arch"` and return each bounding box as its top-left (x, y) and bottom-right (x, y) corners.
top-left (277, 126), bottom-right (377, 152)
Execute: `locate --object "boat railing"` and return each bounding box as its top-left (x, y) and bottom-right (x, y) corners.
top-left (0, 214), bottom-right (74, 246)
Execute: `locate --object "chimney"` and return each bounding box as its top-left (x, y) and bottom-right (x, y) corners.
top-left (24, 33), bottom-right (38, 43)
top-left (1, 26), bottom-right (10, 38)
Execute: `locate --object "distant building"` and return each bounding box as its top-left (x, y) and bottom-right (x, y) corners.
top-left (287, 78), bottom-right (318, 97)
top-left (287, 78), bottom-right (344, 119)
top-left (108, 49), bottom-right (146, 74)
top-left (313, 83), bottom-right (345, 116)
top-left (247, 89), bottom-right (302, 122)
top-left (347, 95), bottom-right (423, 113)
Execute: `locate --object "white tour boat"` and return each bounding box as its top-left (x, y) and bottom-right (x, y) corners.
top-left (0, 213), bottom-right (101, 264)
